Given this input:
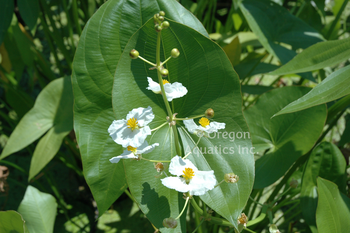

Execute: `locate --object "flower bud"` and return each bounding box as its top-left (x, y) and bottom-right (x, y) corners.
top-left (162, 21), bottom-right (170, 29)
top-left (159, 11), bottom-right (165, 16)
top-left (269, 224), bottom-right (280, 233)
top-left (224, 173), bottom-right (239, 183)
top-left (205, 108), bottom-right (214, 118)
top-left (129, 49), bottom-right (139, 59)
top-left (159, 16), bottom-right (164, 21)
top-left (289, 179), bottom-right (298, 188)
top-left (160, 68), bottom-right (169, 77)
top-left (238, 213), bottom-right (248, 227)
top-left (155, 25), bottom-right (162, 32)
top-left (163, 217), bottom-right (177, 228)
top-left (171, 48), bottom-right (180, 58)
top-left (154, 162), bottom-right (164, 173)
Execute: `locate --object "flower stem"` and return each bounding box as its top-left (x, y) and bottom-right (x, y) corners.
top-left (151, 122), bottom-right (168, 131)
top-left (156, 30), bottom-right (182, 157)
top-left (138, 55), bottom-right (157, 67)
top-left (162, 56), bottom-right (172, 65)
top-left (183, 136), bottom-right (202, 159)
top-left (175, 115), bottom-right (205, 121)
top-left (175, 197), bottom-right (190, 220)
top-left (141, 158), bottom-right (170, 163)
top-left (214, 179), bottom-right (225, 188)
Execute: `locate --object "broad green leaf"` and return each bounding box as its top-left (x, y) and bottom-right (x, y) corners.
top-left (112, 18), bottom-right (253, 230)
top-left (1, 77), bottom-right (73, 160)
top-left (301, 142), bottom-right (347, 233)
top-left (0, 211), bottom-right (29, 233)
top-left (18, 185), bottom-right (57, 233)
top-left (223, 36), bottom-right (241, 66)
top-left (244, 87), bottom-right (326, 188)
top-left (17, 0), bottom-right (39, 30)
top-left (241, 85), bottom-right (273, 95)
top-left (71, 0), bottom-right (209, 216)
top-left (0, 0), bottom-right (14, 45)
top-left (239, 0), bottom-right (324, 82)
top-left (274, 65), bottom-right (350, 116)
top-left (270, 37), bottom-right (350, 75)
top-left (316, 178), bottom-right (350, 233)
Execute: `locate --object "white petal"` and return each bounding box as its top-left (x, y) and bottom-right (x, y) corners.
top-left (146, 77), bottom-right (161, 94)
top-left (183, 119), bottom-right (200, 134)
top-left (126, 106), bottom-right (154, 127)
top-left (189, 170), bottom-right (217, 196)
top-left (164, 82), bottom-right (188, 101)
top-left (168, 155), bottom-right (198, 176)
top-left (138, 142), bottom-right (159, 154)
top-left (161, 177), bottom-right (191, 193)
top-left (109, 152), bottom-right (138, 163)
top-left (205, 122), bottom-right (226, 134)
top-left (129, 126), bottom-right (151, 147)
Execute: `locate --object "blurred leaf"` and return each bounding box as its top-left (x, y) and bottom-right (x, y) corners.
top-left (0, 0), bottom-right (14, 45)
top-left (234, 57), bottom-right (279, 80)
top-left (72, 0), bottom-right (209, 217)
top-left (239, 0), bottom-right (324, 82)
top-left (339, 115), bottom-right (350, 147)
top-left (301, 142), bottom-right (347, 233)
top-left (241, 85), bottom-right (273, 95)
top-left (274, 66), bottom-right (350, 116)
top-left (4, 84), bottom-right (34, 119)
top-left (223, 36), bottom-right (241, 66)
top-left (0, 77), bottom-right (73, 161)
top-left (0, 210), bottom-right (29, 233)
top-left (18, 185), bottom-right (57, 233)
top-left (112, 18), bottom-right (254, 230)
top-left (316, 178), bottom-right (350, 233)
top-left (244, 87), bottom-right (326, 188)
top-left (17, 0), bottom-right (39, 30)
top-left (28, 77), bottom-right (73, 180)
top-left (270, 37), bottom-right (350, 75)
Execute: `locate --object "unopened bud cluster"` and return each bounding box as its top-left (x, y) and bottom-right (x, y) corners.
top-left (154, 11), bottom-right (169, 32)
top-left (224, 173), bottom-right (239, 183)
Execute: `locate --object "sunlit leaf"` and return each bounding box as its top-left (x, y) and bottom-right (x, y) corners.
top-left (0, 211), bottom-right (29, 233)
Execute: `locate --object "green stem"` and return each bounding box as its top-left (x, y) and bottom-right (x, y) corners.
top-left (124, 189), bottom-right (137, 203)
top-left (172, 124), bottom-right (182, 156)
top-left (138, 55), bottom-right (157, 67)
top-left (175, 115), bottom-right (205, 121)
top-left (176, 197), bottom-right (190, 219)
top-left (326, 0), bottom-right (349, 39)
top-left (162, 56), bottom-right (172, 66)
top-left (72, 0), bottom-right (82, 35)
top-left (141, 157), bottom-right (170, 163)
top-left (192, 218), bottom-right (205, 233)
top-left (183, 136), bottom-right (202, 159)
top-left (214, 179), bottom-right (225, 188)
top-left (151, 122), bottom-right (168, 131)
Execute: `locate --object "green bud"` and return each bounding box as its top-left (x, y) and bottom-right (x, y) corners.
top-left (129, 49), bottom-right (139, 59)
top-left (159, 11), bottom-right (165, 16)
top-left (155, 25), bottom-right (162, 32)
top-left (224, 173), bottom-right (239, 183)
top-left (163, 218), bottom-right (177, 229)
top-left (289, 179), bottom-right (298, 188)
top-left (162, 21), bottom-right (170, 29)
top-left (205, 108), bottom-right (214, 118)
top-left (171, 48), bottom-right (180, 58)
top-left (160, 69), bottom-right (169, 77)
top-left (159, 16), bottom-right (164, 21)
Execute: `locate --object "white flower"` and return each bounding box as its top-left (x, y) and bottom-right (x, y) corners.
top-left (108, 106), bottom-right (154, 147)
top-left (109, 141), bottom-right (159, 163)
top-left (146, 77), bottom-right (187, 102)
top-left (161, 155), bottom-right (216, 196)
top-left (183, 117), bottom-right (225, 136)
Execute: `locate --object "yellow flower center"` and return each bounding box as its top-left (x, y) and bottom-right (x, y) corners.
top-left (162, 79), bottom-right (170, 85)
top-left (199, 117), bottom-right (210, 128)
top-left (182, 167), bottom-right (195, 182)
top-left (127, 146), bottom-right (137, 153)
top-left (127, 118), bottom-right (138, 131)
